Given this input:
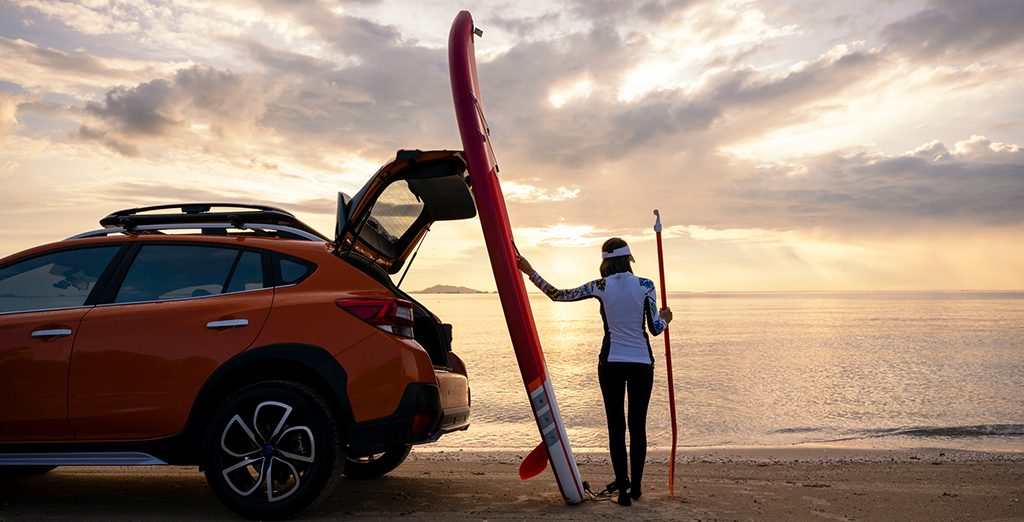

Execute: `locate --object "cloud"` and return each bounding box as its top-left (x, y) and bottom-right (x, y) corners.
top-left (722, 137), bottom-right (1024, 231)
top-left (0, 93), bottom-right (26, 135)
top-left (69, 125), bottom-right (140, 157)
top-left (10, 0), bottom-right (141, 36)
top-left (502, 181), bottom-right (580, 202)
top-left (0, 35), bottom-right (191, 93)
top-left (83, 79), bottom-right (184, 137)
top-left (249, 0), bottom-right (403, 59)
top-left (68, 65), bottom-right (284, 156)
top-left (881, 0), bottom-right (1024, 62)
top-left (946, 135), bottom-right (1021, 161)
top-left (479, 35), bottom-right (884, 183)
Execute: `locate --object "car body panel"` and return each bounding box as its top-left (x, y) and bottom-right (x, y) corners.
top-left (68, 289), bottom-right (274, 440)
top-left (337, 333), bottom-right (439, 423)
top-left (434, 368), bottom-right (470, 411)
top-left (0, 308), bottom-right (86, 441)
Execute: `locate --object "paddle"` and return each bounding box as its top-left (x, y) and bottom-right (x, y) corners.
top-left (653, 209), bottom-right (678, 499)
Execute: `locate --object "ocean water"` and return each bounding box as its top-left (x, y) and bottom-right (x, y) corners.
top-left (419, 291), bottom-right (1024, 453)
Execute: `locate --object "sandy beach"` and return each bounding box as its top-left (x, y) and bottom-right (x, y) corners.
top-left (2, 447), bottom-right (1021, 521)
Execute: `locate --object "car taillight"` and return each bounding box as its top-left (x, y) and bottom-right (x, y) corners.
top-left (411, 413), bottom-right (433, 434)
top-left (337, 298), bottom-right (415, 338)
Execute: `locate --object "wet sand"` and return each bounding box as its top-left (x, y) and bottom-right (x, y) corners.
top-left (1, 447), bottom-right (1021, 521)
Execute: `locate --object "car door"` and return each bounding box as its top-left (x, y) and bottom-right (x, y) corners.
top-left (68, 241), bottom-right (273, 440)
top-left (337, 150), bottom-right (477, 274)
top-left (0, 244), bottom-right (123, 441)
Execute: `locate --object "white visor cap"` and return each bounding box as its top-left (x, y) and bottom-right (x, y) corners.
top-left (601, 245), bottom-right (632, 259)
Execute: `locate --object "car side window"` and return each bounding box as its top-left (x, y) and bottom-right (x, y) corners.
top-left (114, 244), bottom-right (261, 303)
top-left (0, 246), bottom-right (121, 313)
top-left (275, 253), bottom-right (317, 286)
top-left (225, 250), bottom-right (264, 293)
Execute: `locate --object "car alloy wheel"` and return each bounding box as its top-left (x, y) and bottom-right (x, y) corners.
top-left (203, 381), bottom-right (343, 520)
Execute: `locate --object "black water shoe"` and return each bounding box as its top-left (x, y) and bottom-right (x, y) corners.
top-left (631, 480), bottom-right (643, 500)
top-left (617, 478), bottom-right (632, 506)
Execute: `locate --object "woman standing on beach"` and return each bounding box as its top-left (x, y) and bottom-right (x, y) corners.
top-left (517, 238), bottom-right (672, 506)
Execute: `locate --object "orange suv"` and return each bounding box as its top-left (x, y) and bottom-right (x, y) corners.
top-left (0, 149), bottom-right (474, 519)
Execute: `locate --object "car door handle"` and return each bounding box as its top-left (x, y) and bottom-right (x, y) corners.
top-left (206, 319), bottom-right (249, 329)
top-left (31, 328), bottom-right (73, 338)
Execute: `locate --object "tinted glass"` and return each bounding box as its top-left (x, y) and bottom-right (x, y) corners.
top-left (225, 250), bottom-right (264, 293)
top-left (115, 244), bottom-right (237, 303)
top-left (0, 246), bottom-right (120, 313)
top-left (367, 180), bottom-right (424, 244)
top-left (280, 258), bottom-right (312, 285)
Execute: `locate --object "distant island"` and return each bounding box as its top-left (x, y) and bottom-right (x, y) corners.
top-left (412, 284), bottom-right (489, 294)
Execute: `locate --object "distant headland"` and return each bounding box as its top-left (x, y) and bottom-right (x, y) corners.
top-left (412, 285), bottom-right (489, 294)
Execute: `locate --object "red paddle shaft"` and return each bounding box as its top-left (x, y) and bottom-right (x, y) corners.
top-left (653, 209), bottom-right (677, 499)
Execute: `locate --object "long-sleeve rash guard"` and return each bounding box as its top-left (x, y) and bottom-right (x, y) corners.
top-left (529, 270), bottom-right (667, 365)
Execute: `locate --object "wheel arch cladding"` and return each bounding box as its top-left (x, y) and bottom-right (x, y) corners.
top-left (188, 344), bottom-right (354, 448)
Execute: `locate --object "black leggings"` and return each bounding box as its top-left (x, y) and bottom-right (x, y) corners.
top-left (598, 361), bottom-right (654, 486)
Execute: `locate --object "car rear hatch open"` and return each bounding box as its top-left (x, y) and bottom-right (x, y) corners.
top-left (336, 149), bottom-right (476, 275)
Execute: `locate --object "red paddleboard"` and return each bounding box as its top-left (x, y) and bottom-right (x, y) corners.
top-left (448, 10), bottom-right (585, 504)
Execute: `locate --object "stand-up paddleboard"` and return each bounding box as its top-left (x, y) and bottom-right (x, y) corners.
top-left (448, 10), bottom-right (585, 504)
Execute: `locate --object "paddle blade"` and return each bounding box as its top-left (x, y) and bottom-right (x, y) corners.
top-left (518, 442), bottom-right (548, 480)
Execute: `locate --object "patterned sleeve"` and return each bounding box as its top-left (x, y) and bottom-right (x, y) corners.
top-left (529, 271), bottom-right (603, 302)
top-left (642, 278), bottom-right (667, 335)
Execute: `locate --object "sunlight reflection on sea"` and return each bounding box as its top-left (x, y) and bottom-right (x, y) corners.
top-left (416, 292), bottom-right (1024, 453)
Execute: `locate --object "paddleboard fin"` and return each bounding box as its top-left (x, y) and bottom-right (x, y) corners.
top-left (518, 442), bottom-right (548, 480)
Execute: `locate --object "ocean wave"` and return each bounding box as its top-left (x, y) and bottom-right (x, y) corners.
top-left (863, 424), bottom-right (1024, 439)
top-left (768, 427), bottom-right (827, 435)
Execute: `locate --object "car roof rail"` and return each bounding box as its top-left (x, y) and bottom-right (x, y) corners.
top-left (89, 203), bottom-right (329, 241)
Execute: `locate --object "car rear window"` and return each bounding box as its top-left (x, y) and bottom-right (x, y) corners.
top-left (114, 244), bottom-right (265, 303)
top-left (367, 180), bottom-right (424, 245)
top-left (0, 246), bottom-right (121, 313)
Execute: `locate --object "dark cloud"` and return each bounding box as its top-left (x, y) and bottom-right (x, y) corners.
top-left (704, 51), bottom-right (883, 108)
top-left (721, 143), bottom-right (1024, 231)
top-left (84, 78), bottom-right (183, 136)
top-left (500, 133), bottom-right (1024, 239)
top-left (70, 32), bottom-right (456, 160)
top-left (69, 124), bottom-right (141, 157)
top-left (70, 65), bottom-right (279, 155)
top-left (881, 0), bottom-right (1024, 61)
top-left (245, 43), bottom-right (456, 158)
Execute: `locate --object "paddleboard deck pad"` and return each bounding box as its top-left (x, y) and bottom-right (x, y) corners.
top-left (448, 10), bottom-right (585, 504)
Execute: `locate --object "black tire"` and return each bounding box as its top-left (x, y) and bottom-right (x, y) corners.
top-left (0, 465), bottom-right (58, 478)
top-left (343, 446), bottom-right (411, 479)
top-left (202, 381), bottom-right (344, 520)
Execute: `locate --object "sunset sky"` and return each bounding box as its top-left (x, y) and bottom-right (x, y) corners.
top-left (2, 0), bottom-right (1022, 292)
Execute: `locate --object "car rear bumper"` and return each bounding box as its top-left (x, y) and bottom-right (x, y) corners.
top-left (347, 379), bottom-right (470, 457)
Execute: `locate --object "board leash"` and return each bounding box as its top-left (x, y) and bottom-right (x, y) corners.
top-left (654, 209), bottom-right (678, 499)
top-left (581, 480), bottom-right (618, 502)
